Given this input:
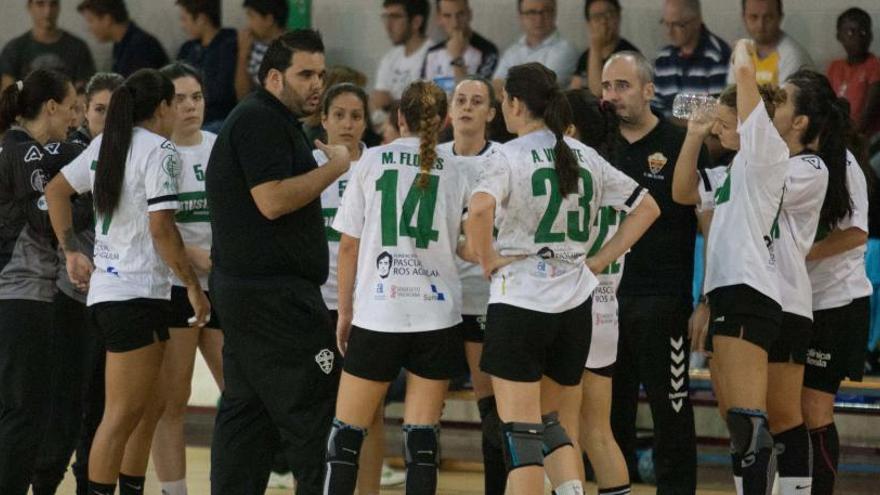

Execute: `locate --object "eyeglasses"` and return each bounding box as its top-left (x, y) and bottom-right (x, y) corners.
top-left (587, 10), bottom-right (619, 22)
top-left (660, 17), bottom-right (697, 30)
top-left (520, 8), bottom-right (555, 18)
top-left (380, 12), bottom-right (407, 22)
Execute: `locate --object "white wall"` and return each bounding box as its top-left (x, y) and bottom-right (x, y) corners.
top-left (1, 0), bottom-right (879, 86)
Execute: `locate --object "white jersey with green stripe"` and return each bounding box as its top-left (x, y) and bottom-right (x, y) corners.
top-left (61, 128), bottom-right (181, 305)
top-left (586, 207), bottom-right (626, 369)
top-left (472, 129), bottom-right (645, 314)
top-left (172, 130), bottom-right (216, 288)
top-left (314, 143), bottom-right (364, 310)
top-left (437, 140), bottom-right (499, 316)
top-left (333, 137), bottom-right (468, 333)
top-left (704, 102), bottom-right (790, 304)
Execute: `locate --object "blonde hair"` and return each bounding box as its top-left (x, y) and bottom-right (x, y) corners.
top-left (400, 81), bottom-right (447, 188)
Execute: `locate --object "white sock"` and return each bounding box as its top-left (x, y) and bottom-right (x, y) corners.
top-left (778, 476), bottom-right (812, 494)
top-left (555, 479), bottom-right (585, 495)
top-left (734, 475), bottom-right (743, 495)
top-left (160, 479), bottom-right (187, 495)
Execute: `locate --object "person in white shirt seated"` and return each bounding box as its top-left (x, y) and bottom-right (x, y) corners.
top-left (371, 0), bottom-right (432, 115)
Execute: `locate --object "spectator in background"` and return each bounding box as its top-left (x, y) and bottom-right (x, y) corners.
top-left (303, 66), bottom-right (383, 147)
top-left (235, 0), bottom-right (287, 100)
top-left (177, 0), bottom-right (238, 132)
top-left (732, 0), bottom-right (812, 86)
top-left (76, 0), bottom-right (168, 77)
top-left (422, 0), bottom-right (498, 92)
top-left (653, 0), bottom-right (730, 120)
top-left (828, 7), bottom-right (880, 139)
top-left (1, 0), bottom-right (95, 92)
top-left (570, 0), bottom-right (638, 97)
top-left (371, 0), bottom-right (431, 113)
top-left (493, 0), bottom-right (578, 89)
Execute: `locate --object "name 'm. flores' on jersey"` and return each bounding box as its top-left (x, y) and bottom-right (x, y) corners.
top-left (332, 137), bottom-right (467, 333)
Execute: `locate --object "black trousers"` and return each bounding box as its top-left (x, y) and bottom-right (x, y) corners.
top-left (31, 291), bottom-right (104, 495)
top-left (0, 299), bottom-right (53, 495)
top-left (210, 271), bottom-right (340, 495)
top-left (612, 295), bottom-right (697, 495)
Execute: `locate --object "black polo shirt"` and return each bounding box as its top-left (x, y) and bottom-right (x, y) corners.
top-left (206, 88), bottom-right (328, 285)
top-left (112, 22), bottom-right (168, 76)
top-left (615, 116), bottom-right (711, 298)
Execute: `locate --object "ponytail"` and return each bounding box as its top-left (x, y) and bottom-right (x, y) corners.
top-left (506, 63), bottom-right (579, 196)
top-left (786, 70), bottom-right (852, 231)
top-left (399, 81), bottom-right (448, 189)
top-left (94, 85), bottom-right (134, 216)
top-left (94, 69), bottom-right (174, 216)
top-left (0, 69), bottom-right (71, 133)
top-left (817, 98), bottom-right (852, 231)
top-left (545, 91), bottom-right (579, 196)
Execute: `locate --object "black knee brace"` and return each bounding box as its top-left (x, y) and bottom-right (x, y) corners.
top-left (323, 418), bottom-right (366, 495)
top-left (501, 421), bottom-right (545, 472)
top-left (727, 408), bottom-right (775, 495)
top-left (541, 412), bottom-right (572, 456)
top-left (403, 424), bottom-right (440, 495)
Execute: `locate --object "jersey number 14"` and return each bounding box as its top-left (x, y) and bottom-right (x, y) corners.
top-left (375, 170), bottom-right (440, 248)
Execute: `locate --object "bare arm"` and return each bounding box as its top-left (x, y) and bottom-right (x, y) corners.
top-left (466, 192), bottom-right (498, 277)
top-left (46, 174), bottom-right (79, 254)
top-left (732, 39), bottom-right (760, 122)
top-left (672, 120), bottom-right (713, 205)
top-left (234, 29), bottom-right (254, 100)
top-left (806, 227), bottom-right (868, 262)
top-left (335, 233), bottom-right (359, 355)
top-left (250, 141), bottom-right (350, 220)
top-left (587, 44), bottom-right (605, 97)
top-left (185, 245), bottom-right (212, 275)
top-left (587, 194), bottom-right (661, 273)
top-left (0, 75), bottom-right (13, 92)
top-left (151, 210), bottom-right (210, 326)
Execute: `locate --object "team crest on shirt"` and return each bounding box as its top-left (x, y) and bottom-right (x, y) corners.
top-left (315, 348), bottom-right (335, 375)
top-left (647, 152), bottom-right (668, 176)
top-left (30, 169), bottom-right (48, 192)
top-left (162, 154), bottom-right (182, 178)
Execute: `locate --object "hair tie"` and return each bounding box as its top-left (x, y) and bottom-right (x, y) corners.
top-left (15, 80), bottom-right (23, 91)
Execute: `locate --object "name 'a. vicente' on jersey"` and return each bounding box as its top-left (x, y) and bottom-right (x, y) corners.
top-left (473, 129), bottom-right (645, 314)
top-left (333, 137), bottom-right (469, 333)
top-left (62, 128), bottom-right (181, 305)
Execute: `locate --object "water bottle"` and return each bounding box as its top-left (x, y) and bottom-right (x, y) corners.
top-left (672, 93), bottom-right (718, 120)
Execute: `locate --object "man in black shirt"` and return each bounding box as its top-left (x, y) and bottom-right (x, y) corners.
top-left (602, 51), bottom-right (708, 495)
top-left (206, 29), bottom-right (351, 495)
top-left (76, 0), bottom-right (168, 76)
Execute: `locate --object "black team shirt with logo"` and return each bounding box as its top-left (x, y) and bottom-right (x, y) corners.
top-left (613, 115), bottom-right (711, 298)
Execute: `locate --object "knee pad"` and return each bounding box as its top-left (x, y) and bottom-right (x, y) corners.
top-left (325, 418), bottom-right (366, 466)
top-left (402, 424), bottom-right (440, 467)
top-left (541, 411), bottom-right (573, 456)
top-left (500, 421), bottom-right (545, 472)
top-left (726, 408), bottom-right (773, 468)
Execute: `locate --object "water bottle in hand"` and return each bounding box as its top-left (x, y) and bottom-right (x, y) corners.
top-left (672, 93), bottom-right (718, 120)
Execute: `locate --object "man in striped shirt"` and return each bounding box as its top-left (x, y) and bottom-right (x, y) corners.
top-left (652, 0), bottom-right (730, 120)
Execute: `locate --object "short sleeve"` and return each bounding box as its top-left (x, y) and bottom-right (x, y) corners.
top-left (838, 152), bottom-right (869, 232)
top-left (0, 38), bottom-right (19, 77)
top-left (332, 153), bottom-right (368, 238)
top-left (232, 111), bottom-right (294, 188)
top-left (782, 156), bottom-right (828, 215)
top-left (62, 152), bottom-right (93, 194)
top-left (868, 58), bottom-right (880, 85)
top-left (471, 148), bottom-right (511, 205)
top-left (596, 158), bottom-right (645, 213)
top-left (738, 102), bottom-right (789, 168)
top-left (696, 166), bottom-right (729, 212)
top-left (144, 144), bottom-right (180, 212)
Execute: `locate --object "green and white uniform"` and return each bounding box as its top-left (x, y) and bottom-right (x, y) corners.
top-left (333, 137), bottom-right (469, 332)
top-left (585, 207), bottom-right (627, 369)
top-left (171, 130), bottom-right (216, 288)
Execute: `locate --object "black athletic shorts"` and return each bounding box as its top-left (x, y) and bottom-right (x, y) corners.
top-left (169, 285), bottom-right (221, 329)
top-left (343, 325), bottom-right (466, 382)
top-left (804, 297), bottom-right (870, 394)
top-left (706, 284), bottom-right (782, 353)
top-left (480, 299), bottom-right (592, 386)
top-left (585, 362), bottom-right (615, 378)
top-left (456, 314), bottom-right (486, 343)
top-left (768, 312), bottom-right (812, 364)
top-left (89, 298), bottom-right (171, 353)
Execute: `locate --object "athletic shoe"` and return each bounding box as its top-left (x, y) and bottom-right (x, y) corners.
top-left (267, 471), bottom-right (295, 490)
top-left (380, 463), bottom-right (406, 487)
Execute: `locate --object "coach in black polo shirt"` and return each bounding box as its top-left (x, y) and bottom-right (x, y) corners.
top-left (602, 51), bottom-right (709, 495)
top-left (206, 29), bottom-right (351, 495)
